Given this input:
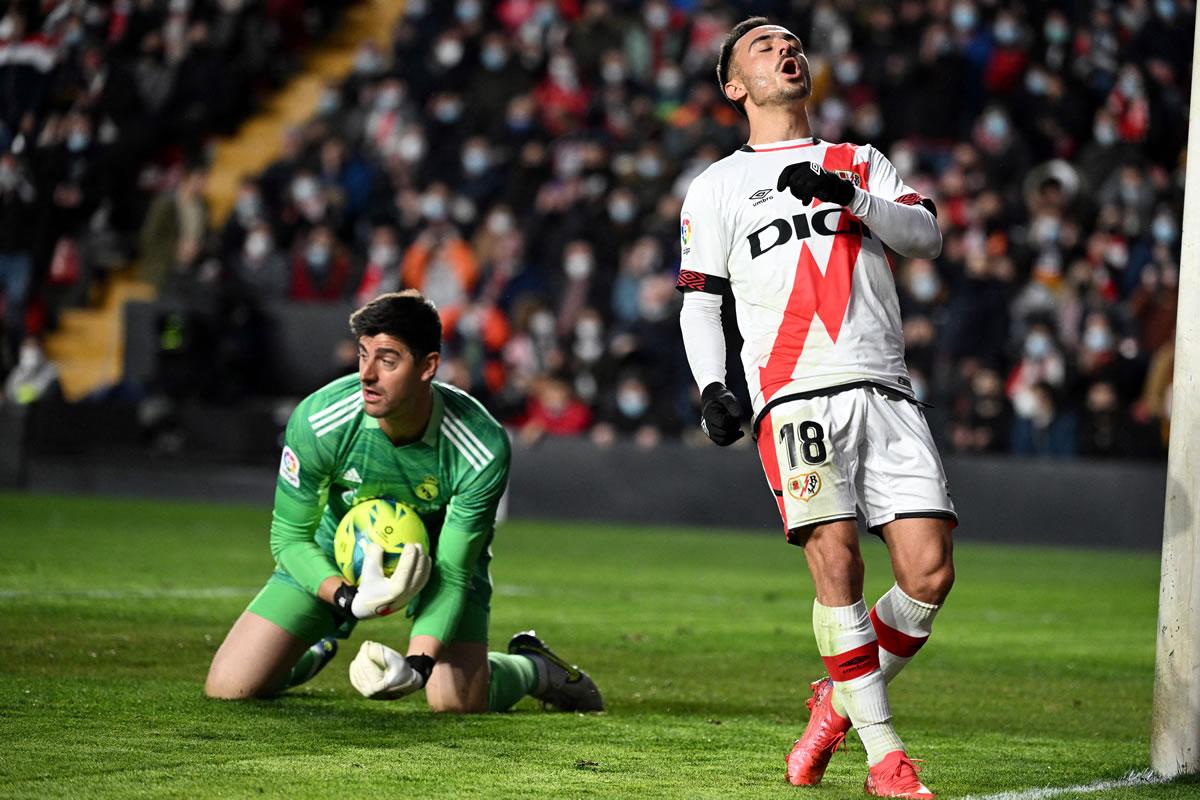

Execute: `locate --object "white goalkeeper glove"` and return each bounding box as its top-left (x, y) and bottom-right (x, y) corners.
top-left (349, 641), bottom-right (434, 700)
top-left (345, 541), bottom-right (431, 620)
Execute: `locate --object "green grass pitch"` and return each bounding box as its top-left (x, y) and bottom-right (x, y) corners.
top-left (1, 492), bottom-right (1197, 798)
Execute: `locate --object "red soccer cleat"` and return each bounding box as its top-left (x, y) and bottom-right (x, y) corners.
top-left (786, 677), bottom-right (853, 785)
top-left (864, 751), bottom-right (934, 798)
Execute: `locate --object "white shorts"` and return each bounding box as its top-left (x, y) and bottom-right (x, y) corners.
top-left (754, 385), bottom-right (957, 544)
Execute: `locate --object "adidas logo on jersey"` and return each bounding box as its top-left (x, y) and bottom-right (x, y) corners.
top-left (342, 467), bottom-right (362, 484)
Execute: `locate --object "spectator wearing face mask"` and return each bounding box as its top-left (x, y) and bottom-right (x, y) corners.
top-left (289, 225), bottom-right (353, 302)
top-left (0, 151), bottom-right (36, 366)
top-left (232, 221), bottom-right (289, 301)
top-left (591, 371), bottom-right (680, 450)
top-left (1007, 322), bottom-right (1067, 426)
top-left (1010, 380), bottom-right (1076, 458)
top-left (354, 224), bottom-right (402, 306)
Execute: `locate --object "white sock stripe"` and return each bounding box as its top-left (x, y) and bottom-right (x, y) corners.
top-left (441, 423), bottom-right (484, 471)
top-left (443, 409), bottom-right (494, 460)
top-left (307, 392), bottom-right (360, 424)
top-left (314, 406), bottom-right (361, 437)
top-left (813, 599), bottom-right (875, 655)
top-left (874, 585), bottom-right (938, 638)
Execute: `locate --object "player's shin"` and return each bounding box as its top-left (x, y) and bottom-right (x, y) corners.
top-left (486, 652), bottom-right (539, 712)
top-left (830, 584), bottom-right (940, 718)
top-left (813, 599), bottom-right (904, 766)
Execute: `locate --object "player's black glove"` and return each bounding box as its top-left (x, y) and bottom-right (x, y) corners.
top-left (700, 382), bottom-right (745, 447)
top-left (777, 162), bottom-right (856, 206)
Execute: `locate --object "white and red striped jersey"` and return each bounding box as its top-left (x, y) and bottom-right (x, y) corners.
top-left (676, 137), bottom-right (939, 421)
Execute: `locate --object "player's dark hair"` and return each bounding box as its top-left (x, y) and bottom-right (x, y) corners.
top-left (716, 16), bottom-right (771, 118)
top-left (349, 290), bottom-right (442, 358)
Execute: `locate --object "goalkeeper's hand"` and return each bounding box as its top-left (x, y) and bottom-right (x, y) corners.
top-left (349, 641), bottom-right (434, 700)
top-left (350, 542), bottom-right (431, 620)
top-left (700, 382), bottom-right (744, 447)
top-left (777, 162), bottom-right (855, 206)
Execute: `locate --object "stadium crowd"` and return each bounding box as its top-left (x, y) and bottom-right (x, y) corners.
top-left (1, 0), bottom-right (1191, 461)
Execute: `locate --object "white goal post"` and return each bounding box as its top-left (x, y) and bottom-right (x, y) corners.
top-left (1150, 8), bottom-right (1200, 779)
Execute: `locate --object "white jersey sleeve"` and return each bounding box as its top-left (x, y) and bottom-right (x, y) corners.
top-left (845, 146), bottom-right (941, 259)
top-left (677, 172), bottom-right (731, 293)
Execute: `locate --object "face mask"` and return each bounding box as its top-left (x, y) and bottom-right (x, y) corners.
top-left (434, 101), bottom-right (463, 123)
top-left (601, 62), bottom-right (626, 84)
top-left (18, 343), bottom-right (40, 368)
top-left (1025, 332), bottom-right (1051, 359)
top-left (456, 0), bottom-right (481, 23)
top-left (1094, 121), bottom-right (1117, 146)
top-left (636, 156), bottom-right (662, 179)
top-left (0, 18), bottom-right (15, 39)
top-left (481, 46), bottom-right (506, 71)
top-left (318, 89), bottom-right (340, 114)
top-left (376, 88), bottom-right (402, 111)
top-left (951, 4), bottom-right (977, 31)
top-left (644, 5), bottom-right (669, 30)
top-left (565, 253), bottom-right (593, 280)
top-left (609, 200), bottom-right (635, 224)
top-left (462, 149), bottom-right (490, 176)
top-left (405, 0), bottom-right (428, 17)
top-left (1157, 0), bottom-right (1177, 20)
top-left (67, 133), bottom-right (90, 152)
top-left (1044, 20), bottom-right (1069, 44)
top-left (397, 134), bottom-right (425, 163)
top-left (1117, 74), bottom-right (1141, 99)
top-left (435, 40), bottom-right (464, 68)
top-left (530, 311), bottom-right (555, 337)
top-left (549, 59), bottom-right (575, 85)
top-left (1152, 216), bottom-right (1178, 244)
top-left (370, 244), bottom-right (396, 265)
top-left (1083, 327), bottom-right (1113, 353)
top-left (421, 196), bottom-right (446, 220)
top-left (354, 49), bottom-right (381, 75)
top-left (0, 165), bottom-right (18, 190)
top-left (656, 69), bottom-right (683, 95)
top-left (835, 62), bottom-right (861, 85)
top-left (856, 111), bottom-right (883, 138)
top-left (910, 274), bottom-right (940, 303)
top-left (1033, 216), bottom-right (1061, 245)
top-left (292, 178), bottom-right (317, 202)
top-left (236, 195), bottom-right (261, 223)
top-left (993, 20), bottom-right (1018, 45)
top-left (983, 112), bottom-right (1009, 141)
top-left (1025, 71), bottom-right (1047, 96)
top-left (617, 390), bottom-right (649, 418)
top-left (307, 243), bottom-right (331, 268)
top-left (245, 232), bottom-right (270, 259)
top-left (576, 319), bottom-right (602, 339)
top-left (487, 212), bottom-right (514, 235)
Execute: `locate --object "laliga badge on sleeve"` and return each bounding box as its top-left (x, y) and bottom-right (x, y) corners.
top-left (280, 446), bottom-right (301, 488)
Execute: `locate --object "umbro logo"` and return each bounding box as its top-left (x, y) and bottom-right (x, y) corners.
top-left (749, 188), bottom-right (772, 200)
top-left (342, 467), bottom-right (362, 483)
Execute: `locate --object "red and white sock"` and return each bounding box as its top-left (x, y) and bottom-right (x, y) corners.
top-left (812, 599), bottom-right (905, 766)
top-left (831, 584), bottom-right (940, 717)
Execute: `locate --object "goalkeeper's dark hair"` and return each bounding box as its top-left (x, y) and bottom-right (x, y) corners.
top-left (349, 290), bottom-right (442, 359)
top-left (716, 16), bottom-right (771, 118)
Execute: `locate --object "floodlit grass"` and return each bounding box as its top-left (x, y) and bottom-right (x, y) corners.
top-left (0, 492), bottom-right (1196, 798)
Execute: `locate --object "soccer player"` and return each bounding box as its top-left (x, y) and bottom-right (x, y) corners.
top-left (676, 18), bottom-right (955, 798)
top-left (204, 291), bottom-right (602, 714)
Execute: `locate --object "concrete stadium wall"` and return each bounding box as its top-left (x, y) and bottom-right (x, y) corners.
top-left (505, 439), bottom-right (1168, 551)
top-left (3, 399), bottom-right (1168, 551)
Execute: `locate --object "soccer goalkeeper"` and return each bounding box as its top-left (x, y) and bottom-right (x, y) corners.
top-left (205, 291), bottom-right (602, 714)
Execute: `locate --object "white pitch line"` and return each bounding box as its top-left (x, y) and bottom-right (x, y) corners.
top-left (960, 769), bottom-right (1168, 800)
top-left (0, 587), bottom-right (256, 600)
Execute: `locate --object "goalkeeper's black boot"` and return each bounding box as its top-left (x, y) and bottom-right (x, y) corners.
top-left (507, 630), bottom-right (604, 712)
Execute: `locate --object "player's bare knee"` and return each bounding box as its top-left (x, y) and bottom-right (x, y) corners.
top-left (900, 563), bottom-right (955, 605)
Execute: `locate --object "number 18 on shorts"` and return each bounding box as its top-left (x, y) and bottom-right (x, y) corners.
top-left (755, 387), bottom-right (956, 543)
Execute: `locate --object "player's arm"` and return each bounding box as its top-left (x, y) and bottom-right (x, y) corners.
top-left (676, 175), bottom-right (744, 446)
top-left (410, 437), bottom-right (510, 645)
top-left (777, 148), bottom-right (941, 258)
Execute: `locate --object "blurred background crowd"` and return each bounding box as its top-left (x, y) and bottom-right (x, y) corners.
top-left (0, 0), bottom-right (1192, 460)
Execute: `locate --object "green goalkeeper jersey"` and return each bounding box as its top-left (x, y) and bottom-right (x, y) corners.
top-left (270, 374), bottom-right (511, 643)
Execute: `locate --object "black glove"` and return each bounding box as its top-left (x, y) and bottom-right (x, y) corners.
top-left (700, 382), bottom-right (745, 446)
top-left (777, 162), bottom-right (856, 206)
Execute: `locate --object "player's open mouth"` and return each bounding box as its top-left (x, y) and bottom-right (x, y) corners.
top-left (779, 57), bottom-right (800, 76)
top-left (363, 388), bottom-right (383, 402)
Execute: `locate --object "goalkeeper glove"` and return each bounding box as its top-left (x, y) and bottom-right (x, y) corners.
top-left (332, 542), bottom-right (431, 620)
top-left (700, 382), bottom-right (744, 446)
top-left (777, 162), bottom-right (855, 206)
top-left (349, 641), bottom-right (434, 700)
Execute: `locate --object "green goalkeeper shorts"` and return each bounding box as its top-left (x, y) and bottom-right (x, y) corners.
top-left (246, 570), bottom-right (490, 646)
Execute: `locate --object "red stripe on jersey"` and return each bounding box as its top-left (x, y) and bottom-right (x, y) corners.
top-left (870, 607), bottom-right (928, 658)
top-left (757, 145), bottom-right (869, 402)
top-left (821, 640), bottom-right (881, 682)
top-left (756, 412), bottom-right (787, 529)
top-left (747, 141), bottom-right (819, 152)
top-left (894, 192), bottom-right (924, 206)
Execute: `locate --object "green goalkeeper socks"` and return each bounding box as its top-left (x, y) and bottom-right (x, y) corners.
top-left (487, 653), bottom-right (538, 712)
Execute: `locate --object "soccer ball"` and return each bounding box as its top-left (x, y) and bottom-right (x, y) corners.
top-left (333, 498), bottom-right (429, 584)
